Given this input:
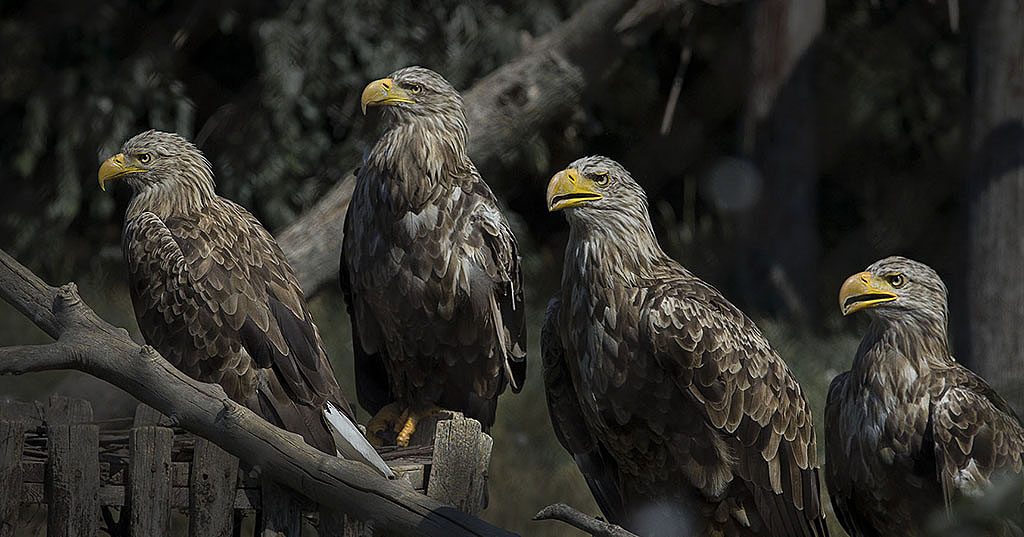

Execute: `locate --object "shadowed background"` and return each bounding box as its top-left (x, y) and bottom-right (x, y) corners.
top-left (1, 0), bottom-right (1021, 535)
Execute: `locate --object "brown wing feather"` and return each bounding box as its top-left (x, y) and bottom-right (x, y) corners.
top-left (542, 298), bottom-right (627, 524)
top-left (340, 204), bottom-right (392, 416)
top-left (125, 201), bottom-right (348, 453)
top-left (824, 372), bottom-right (880, 537)
top-left (471, 183), bottom-right (526, 392)
top-left (932, 368), bottom-right (1024, 506)
top-left (645, 276), bottom-right (828, 537)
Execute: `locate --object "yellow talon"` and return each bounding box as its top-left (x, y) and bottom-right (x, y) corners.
top-left (395, 406), bottom-right (442, 448)
top-left (365, 402), bottom-right (407, 447)
top-left (396, 414), bottom-right (418, 448)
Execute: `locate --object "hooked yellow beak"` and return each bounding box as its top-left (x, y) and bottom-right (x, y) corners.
top-left (546, 168), bottom-right (603, 212)
top-left (98, 153), bottom-right (147, 192)
top-left (839, 271), bottom-right (898, 316)
top-left (361, 78), bottom-right (415, 114)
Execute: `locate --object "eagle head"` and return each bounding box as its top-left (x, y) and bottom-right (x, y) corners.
top-left (98, 130), bottom-right (214, 196)
top-left (361, 66), bottom-right (466, 125)
top-left (546, 156), bottom-right (651, 224)
top-left (839, 256), bottom-right (948, 325)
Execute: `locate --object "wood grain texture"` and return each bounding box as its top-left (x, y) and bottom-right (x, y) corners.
top-left (425, 417), bottom-right (492, 515)
top-left (189, 437), bottom-right (239, 537)
top-left (45, 398), bottom-right (99, 537)
top-left (0, 418), bottom-right (26, 537)
top-left (128, 426), bottom-right (173, 536)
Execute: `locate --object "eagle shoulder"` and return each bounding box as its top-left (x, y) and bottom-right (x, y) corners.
top-left (126, 202), bottom-right (342, 412)
top-left (642, 274), bottom-right (827, 537)
top-left (931, 367), bottom-right (1024, 505)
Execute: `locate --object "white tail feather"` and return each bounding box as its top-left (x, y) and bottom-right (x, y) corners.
top-left (324, 402), bottom-right (394, 478)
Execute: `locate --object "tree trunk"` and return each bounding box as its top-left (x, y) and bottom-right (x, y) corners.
top-left (737, 0), bottom-right (824, 322)
top-left (963, 0), bottom-right (1024, 413)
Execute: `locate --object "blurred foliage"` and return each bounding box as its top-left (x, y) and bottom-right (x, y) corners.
top-left (0, 0), bottom-right (578, 280)
top-left (0, 0), bottom-right (968, 305)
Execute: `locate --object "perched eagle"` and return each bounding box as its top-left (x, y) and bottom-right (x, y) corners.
top-left (341, 66), bottom-right (526, 447)
top-left (826, 256), bottom-right (1024, 536)
top-left (99, 130), bottom-right (391, 477)
top-left (542, 156), bottom-right (829, 537)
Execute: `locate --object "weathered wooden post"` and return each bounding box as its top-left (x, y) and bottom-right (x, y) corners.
top-left (45, 396), bottom-right (100, 537)
top-left (127, 405), bottom-right (173, 536)
top-left (189, 436), bottom-right (239, 537)
top-left (425, 416), bottom-right (492, 516)
top-left (0, 401), bottom-right (29, 537)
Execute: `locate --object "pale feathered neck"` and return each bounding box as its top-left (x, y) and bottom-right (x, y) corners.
top-left (126, 170), bottom-right (218, 221)
top-left (563, 206), bottom-right (671, 289)
top-left (364, 113), bottom-right (472, 210)
top-left (851, 315), bottom-right (954, 390)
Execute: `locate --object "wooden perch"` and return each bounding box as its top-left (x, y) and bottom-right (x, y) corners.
top-left (533, 503), bottom-right (639, 537)
top-left (278, 0), bottom-right (691, 296)
top-left (0, 248), bottom-right (516, 537)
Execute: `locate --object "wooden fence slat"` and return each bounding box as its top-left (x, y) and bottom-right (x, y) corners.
top-left (0, 418), bottom-right (26, 537)
top-left (188, 437), bottom-right (239, 537)
top-left (128, 426), bottom-right (173, 536)
top-left (47, 395), bottom-right (92, 425)
top-left (259, 478), bottom-right (300, 537)
top-left (46, 398), bottom-right (99, 537)
top-left (0, 399), bottom-right (42, 423)
top-left (133, 404), bottom-right (173, 428)
top-left (425, 416), bottom-right (492, 515)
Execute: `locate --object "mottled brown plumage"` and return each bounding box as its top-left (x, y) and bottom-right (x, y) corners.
top-left (100, 130), bottom-right (390, 476)
top-left (543, 156), bottom-right (828, 537)
top-left (826, 256), bottom-right (1024, 536)
top-left (341, 67), bottom-right (525, 445)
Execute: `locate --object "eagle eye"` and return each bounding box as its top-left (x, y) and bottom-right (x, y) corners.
top-left (138, 153), bottom-right (152, 164)
top-left (593, 171), bottom-right (610, 186)
top-left (407, 83), bottom-right (422, 94)
top-left (887, 274), bottom-right (906, 288)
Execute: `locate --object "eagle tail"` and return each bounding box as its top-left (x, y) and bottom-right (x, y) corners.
top-left (324, 401), bottom-right (395, 479)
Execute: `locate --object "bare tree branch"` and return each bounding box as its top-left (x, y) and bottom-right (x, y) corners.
top-left (0, 248), bottom-right (517, 537)
top-left (278, 0), bottom-right (692, 296)
top-left (533, 503), bottom-right (639, 537)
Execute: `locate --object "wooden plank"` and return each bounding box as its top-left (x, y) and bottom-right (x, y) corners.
top-left (22, 483), bottom-right (258, 510)
top-left (22, 459), bottom-right (425, 491)
top-left (46, 395), bottom-right (92, 425)
top-left (425, 416), bottom-right (492, 515)
top-left (127, 426), bottom-right (173, 536)
top-left (259, 478), bottom-right (300, 537)
top-left (0, 399), bottom-right (42, 423)
top-left (0, 418), bottom-right (26, 537)
top-left (133, 404), bottom-right (173, 428)
top-left (46, 397), bottom-right (99, 537)
top-left (189, 437), bottom-right (239, 537)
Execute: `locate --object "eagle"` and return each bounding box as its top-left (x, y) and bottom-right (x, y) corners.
top-left (98, 130), bottom-right (391, 477)
top-left (542, 156), bottom-right (829, 537)
top-left (826, 256), bottom-right (1024, 536)
top-left (341, 66), bottom-right (526, 447)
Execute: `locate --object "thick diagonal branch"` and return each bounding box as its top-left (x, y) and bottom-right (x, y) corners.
top-left (0, 248), bottom-right (516, 537)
